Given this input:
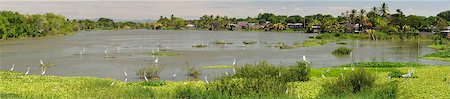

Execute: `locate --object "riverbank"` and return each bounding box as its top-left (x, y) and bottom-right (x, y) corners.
top-left (1, 62), bottom-right (448, 98)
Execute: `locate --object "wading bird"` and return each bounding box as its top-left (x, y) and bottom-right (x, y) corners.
top-left (302, 55), bottom-right (310, 63)
top-left (10, 64), bottom-right (15, 71)
top-left (123, 68), bottom-right (128, 77)
top-left (25, 67), bottom-right (30, 75)
top-left (41, 68), bottom-right (46, 75)
top-left (225, 72), bottom-right (229, 76)
top-left (116, 47), bottom-right (120, 53)
top-left (172, 74), bottom-right (176, 79)
top-left (204, 76), bottom-right (209, 84)
top-left (402, 68), bottom-right (415, 78)
top-left (232, 59), bottom-right (236, 66)
top-left (322, 74), bottom-right (326, 78)
top-left (40, 60), bottom-right (44, 66)
top-left (326, 69), bottom-right (330, 74)
top-left (82, 47), bottom-right (86, 52)
top-left (104, 49), bottom-right (109, 57)
top-left (154, 57), bottom-right (159, 64)
top-left (110, 78), bottom-right (116, 86)
top-left (144, 72), bottom-right (148, 81)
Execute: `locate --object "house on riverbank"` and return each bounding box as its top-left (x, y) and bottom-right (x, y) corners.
top-left (441, 26), bottom-right (450, 38)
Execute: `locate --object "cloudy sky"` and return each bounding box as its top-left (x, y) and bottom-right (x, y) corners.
top-left (0, 0), bottom-right (448, 20)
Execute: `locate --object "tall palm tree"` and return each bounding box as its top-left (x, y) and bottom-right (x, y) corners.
top-left (359, 9), bottom-right (366, 33)
top-left (379, 3), bottom-right (390, 17)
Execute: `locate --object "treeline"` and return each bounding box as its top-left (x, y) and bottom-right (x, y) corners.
top-left (152, 3), bottom-right (449, 34)
top-left (0, 11), bottom-right (148, 40)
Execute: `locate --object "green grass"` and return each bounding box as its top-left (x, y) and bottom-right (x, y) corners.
top-left (332, 46), bottom-right (353, 55)
top-left (149, 51), bottom-right (181, 56)
top-left (203, 65), bottom-right (235, 69)
top-left (1, 62), bottom-right (449, 98)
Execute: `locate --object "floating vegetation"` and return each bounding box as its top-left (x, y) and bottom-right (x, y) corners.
top-left (192, 43), bottom-right (208, 48)
top-left (137, 64), bottom-right (163, 80)
top-left (243, 41), bottom-right (257, 45)
top-left (203, 65), bottom-right (234, 69)
top-left (293, 39), bottom-right (330, 47)
top-left (211, 40), bottom-right (233, 44)
top-left (332, 46), bottom-right (353, 55)
top-left (150, 51), bottom-right (181, 56)
top-left (336, 42), bottom-right (348, 45)
top-left (104, 55), bottom-right (117, 58)
top-left (184, 65), bottom-right (201, 79)
top-left (268, 42), bottom-right (296, 49)
top-left (421, 50), bottom-right (450, 61)
top-left (339, 62), bottom-right (427, 67)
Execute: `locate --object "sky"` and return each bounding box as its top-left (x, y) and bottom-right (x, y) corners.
top-left (0, 0), bottom-right (449, 20)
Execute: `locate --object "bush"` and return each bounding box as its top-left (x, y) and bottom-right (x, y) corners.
top-left (372, 80), bottom-right (398, 98)
top-left (206, 77), bottom-right (287, 97)
top-left (340, 62), bottom-right (426, 67)
top-left (137, 65), bottom-right (163, 80)
top-left (175, 82), bottom-right (206, 98)
top-left (135, 80), bottom-right (166, 86)
top-left (233, 61), bottom-right (310, 82)
top-left (322, 68), bottom-right (375, 96)
top-left (332, 46), bottom-right (353, 55)
top-left (184, 65), bottom-right (201, 79)
top-left (281, 61), bottom-right (310, 82)
top-left (388, 70), bottom-right (404, 78)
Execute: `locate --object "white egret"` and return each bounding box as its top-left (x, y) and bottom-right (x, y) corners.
top-left (326, 69), bottom-right (330, 74)
top-left (232, 59), bottom-right (236, 66)
top-left (157, 47), bottom-right (160, 52)
top-left (302, 55), bottom-right (310, 63)
top-left (172, 74), bottom-right (176, 79)
top-left (402, 68), bottom-right (415, 78)
top-left (151, 49), bottom-right (155, 54)
top-left (10, 64), bottom-right (15, 71)
top-left (322, 74), bottom-right (326, 78)
top-left (110, 78), bottom-right (116, 86)
top-left (79, 50), bottom-right (83, 55)
top-left (104, 49), bottom-right (109, 57)
top-left (25, 67), bottom-right (30, 75)
top-left (144, 72), bottom-right (149, 81)
top-left (124, 77), bottom-right (128, 82)
top-left (82, 47), bottom-right (86, 52)
top-left (116, 47), bottom-right (120, 53)
top-left (41, 68), bottom-right (46, 75)
top-left (232, 68), bottom-right (236, 74)
top-left (123, 68), bottom-right (128, 77)
top-left (204, 76), bottom-right (209, 84)
top-left (343, 68), bottom-right (348, 70)
top-left (154, 57), bottom-right (159, 64)
top-left (225, 72), bottom-right (229, 76)
top-left (157, 42), bottom-right (161, 47)
top-left (40, 60), bottom-right (44, 66)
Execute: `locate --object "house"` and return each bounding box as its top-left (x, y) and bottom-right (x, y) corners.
top-left (312, 25), bottom-right (321, 33)
top-left (237, 22), bottom-right (249, 30)
top-left (185, 24), bottom-right (195, 29)
top-left (353, 23), bottom-right (361, 33)
top-left (441, 26), bottom-right (450, 38)
top-left (287, 23), bottom-right (303, 29)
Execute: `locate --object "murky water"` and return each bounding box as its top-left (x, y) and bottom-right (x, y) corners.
top-left (1, 30), bottom-right (448, 81)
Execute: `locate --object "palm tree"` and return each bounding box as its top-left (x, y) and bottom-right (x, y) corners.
top-left (359, 9), bottom-right (366, 33)
top-left (379, 3), bottom-right (390, 17)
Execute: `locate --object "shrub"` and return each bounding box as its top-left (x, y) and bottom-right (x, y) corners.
top-left (340, 62), bottom-right (426, 67)
top-left (388, 70), bottom-right (404, 78)
top-left (175, 82), bottom-right (206, 98)
top-left (372, 80), bottom-right (398, 98)
top-left (322, 68), bottom-right (375, 96)
top-left (135, 80), bottom-right (166, 86)
top-left (281, 61), bottom-right (310, 82)
top-left (184, 65), bottom-right (201, 79)
top-left (332, 46), bottom-right (353, 55)
top-left (243, 41), bottom-right (257, 44)
top-left (137, 64), bottom-right (163, 80)
top-left (206, 77), bottom-right (287, 97)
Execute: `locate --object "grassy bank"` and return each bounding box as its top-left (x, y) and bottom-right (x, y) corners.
top-left (1, 62), bottom-right (449, 98)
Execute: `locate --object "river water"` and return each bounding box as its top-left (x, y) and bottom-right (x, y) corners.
top-left (1, 30), bottom-right (448, 81)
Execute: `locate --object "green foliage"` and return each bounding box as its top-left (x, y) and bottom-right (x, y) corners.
top-left (150, 51), bottom-right (180, 56)
top-left (135, 80), bottom-right (167, 86)
top-left (437, 10), bottom-right (450, 21)
top-left (184, 65), bottom-right (201, 79)
top-left (174, 82), bottom-right (206, 98)
top-left (137, 65), bottom-right (163, 80)
top-left (388, 70), bottom-right (404, 78)
top-left (422, 50), bottom-right (450, 61)
top-left (211, 40), bottom-right (233, 44)
top-left (340, 62), bottom-right (426, 67)
top-left (332, 46), bottom-right (353, 55)
top-left (207, 77), bottom-right (287, 97)
top-left (321, 68), bottom-right (375, 96)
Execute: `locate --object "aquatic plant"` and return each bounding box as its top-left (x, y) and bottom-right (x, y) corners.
top-left (192, 43), bottom-right (208, 48)
top-left (184, 65), bottom-right (201, 79)
top-left (332, 46), bottom-right (353, 55)
top-left (149, 51), bottom-right (180, 56)
top-left (339, 62), bottom-right (427, 67)
top-left (422, 50), bottom-right (450, 61)
top-left (243, 41), bottom-right (257, 44)
top-left (211, 40), bottom-right (233, 44)
top-left (137, 64), bottom-right (163, 80)
top-left (203, 65), bottom-right (234, 69)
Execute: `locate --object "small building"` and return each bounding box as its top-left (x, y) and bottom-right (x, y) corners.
top-left (237, 22), bottom-right (249, 30)
top-left (287, 23), bottom-right (303, 29)
top-left (312, 25), bottom-right (321, 33)
top-left (185, 24), bottom-right (195, 29)
top-left (441, 26), bottom-right (450, 38)
top-left (353, 23), bottom-right (361, 33)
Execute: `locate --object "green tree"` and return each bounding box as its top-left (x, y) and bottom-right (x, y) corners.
top-left (437, 10), bottom-right (450, 21)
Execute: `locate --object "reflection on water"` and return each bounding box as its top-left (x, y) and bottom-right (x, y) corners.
top-left (0, 30), bottom-right (448, 81)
